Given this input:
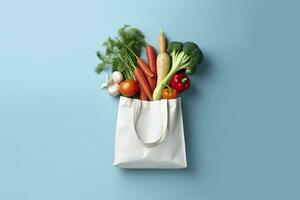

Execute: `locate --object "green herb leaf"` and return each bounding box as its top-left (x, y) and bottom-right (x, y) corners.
top-left (95, 25), bottom-right (146, 79)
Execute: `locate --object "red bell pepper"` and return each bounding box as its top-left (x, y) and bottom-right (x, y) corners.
top-left (169, 73), bottom-right (190, 93)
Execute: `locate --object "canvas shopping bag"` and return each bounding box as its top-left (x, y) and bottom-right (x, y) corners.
top-left (113, 96), bottom-right (187, 169)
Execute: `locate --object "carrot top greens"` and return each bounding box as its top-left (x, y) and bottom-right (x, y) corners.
top-left (95, 25), bottom-right (146, 80)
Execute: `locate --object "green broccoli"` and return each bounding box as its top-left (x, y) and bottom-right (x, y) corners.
top-left (152, 41), bottom-right (203, 100)
top-left (169, 41), bottom-right (203, 75)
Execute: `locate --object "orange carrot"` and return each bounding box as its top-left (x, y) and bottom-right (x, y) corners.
top-left (146, 45), bottom-right (157, 73)
top-left (146, 76), bottom-right (156, 93)
top-left (137, 56), bottom-right (155, 92)
top-left (137, 58), bottom-right (154, 78)
top-left (139, 83), bottom-right (148, 101)
top-left (124, 45), bottom-right (154, 79)
top-left (146, 45), bottom-right (157, 92)
top-left (134, 67), bottom-right (152, 100)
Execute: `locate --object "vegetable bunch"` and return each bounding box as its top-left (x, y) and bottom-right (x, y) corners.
top-left (152, 41), bottom-right (203, 100)
top-left (95, 25), bottom-right (203, 101)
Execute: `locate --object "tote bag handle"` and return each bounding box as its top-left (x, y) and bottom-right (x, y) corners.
top-left (131, 100), bottom-right (168, 147)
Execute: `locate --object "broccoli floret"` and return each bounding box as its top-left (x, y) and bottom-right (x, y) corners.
top-left (167, 41), bottom-right (183, 53)
top-left (184, 43), bottom-right (203, 74)
top-left (166, 41), bottom-right (203, 74)
top-left (182, 42), bottom-right (198, 55)
top-left (167, 41), bottom-right (203, 75)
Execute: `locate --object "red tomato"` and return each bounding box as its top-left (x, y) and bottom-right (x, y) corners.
top-left (119, 80), bottom-right (139, 97)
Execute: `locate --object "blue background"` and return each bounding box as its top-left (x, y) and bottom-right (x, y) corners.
top-left (1, 0), bottom-right (300, 199)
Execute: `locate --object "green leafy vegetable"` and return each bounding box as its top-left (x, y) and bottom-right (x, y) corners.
top-left (95, 25), bottom-right (146, 80)
top-left (167, 41), bottom-right (203, 75)
top-left (153, 41), bottom-right (203, 100)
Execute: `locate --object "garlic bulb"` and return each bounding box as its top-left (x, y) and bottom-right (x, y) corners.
top-left (100, 74), bottom-right (114, 89)
top-left (107, 83), bottom-right (120, 96)
top-left (111, 71), bottom-right (123, 84)
top-left (100, 73), bottom-right (121, 96)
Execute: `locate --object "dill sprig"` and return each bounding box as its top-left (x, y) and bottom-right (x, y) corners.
top-left (95, 25), bottom-right (146, 80)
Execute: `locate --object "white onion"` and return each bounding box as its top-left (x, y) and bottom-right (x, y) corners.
top-left (111, 71), bottom-right (123, 84)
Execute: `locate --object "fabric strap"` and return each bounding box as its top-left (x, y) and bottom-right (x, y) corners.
top-left (131, 100), bottom-right (169, 147)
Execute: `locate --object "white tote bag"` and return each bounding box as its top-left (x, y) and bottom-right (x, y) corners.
top-left (113, 96), bottom-right (187, 169)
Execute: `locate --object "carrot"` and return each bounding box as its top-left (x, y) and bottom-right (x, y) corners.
top-left (137, 58), bottom-right (154, 78)
top-left (156, 31), bottom-right (170, 86)
top-left (146, 45), bottom-right (157, 73)
top-left (139, 59), bottom-right (156, 93)
top-left (134, 67), bottom-right (152, 100)
top-left (139, 83), bottom-right (148, 101)
top-left (124, 46), bottom-right (155, 78)
top-left (146, 45), bottom-right (157, 92)
top-left (138, 60), bottom-right (155, 94)
top-left (146, 76), bottom-right (156, 93)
